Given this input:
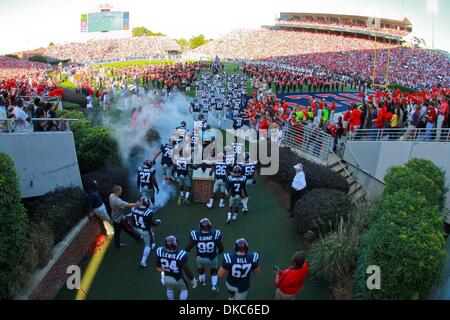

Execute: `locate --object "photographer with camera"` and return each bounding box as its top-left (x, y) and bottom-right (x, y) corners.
top-left (274, 252), bottom-right (309, 300)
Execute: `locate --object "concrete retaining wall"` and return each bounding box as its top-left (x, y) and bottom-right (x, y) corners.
top-left (0, 132), bottom-right (82, 198)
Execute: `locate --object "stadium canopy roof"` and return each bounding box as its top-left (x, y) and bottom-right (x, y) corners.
top-left (280, 12), bottom-right (413, 29)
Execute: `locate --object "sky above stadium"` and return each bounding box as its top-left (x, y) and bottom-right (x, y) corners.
top-left (0, 0), bottom-right (449, 55)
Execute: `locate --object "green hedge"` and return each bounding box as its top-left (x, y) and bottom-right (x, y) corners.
top-left (57, 110), bottom-right (121, 174)
top-left (405, 159), bottom-right (447, 203)
top-left (384, 165), bottom-right (445, 209)
top-left (308, 204), bottom-right (376, 284)
top-left (0, 152), bottom-right (29, 299)
top-left (25, 187), bottom-right (87, 243)
top-left (356, 159), bottom-right (448, 300)
top-left (293, 188), bottom-right (351, 239)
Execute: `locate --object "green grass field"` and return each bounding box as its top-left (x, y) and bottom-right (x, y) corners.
top-left (56, 177), bottom-right (332, 300)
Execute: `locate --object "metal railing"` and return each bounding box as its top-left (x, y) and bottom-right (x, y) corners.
top-left (0, 118), bottom-right (79, 133)
top-left (282, 123), bottom-right (333, 162)
top-left (349, 128), bottom-right (450, 143)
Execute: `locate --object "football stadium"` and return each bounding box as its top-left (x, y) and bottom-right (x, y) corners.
top-left (0, 0), bottom-right (449, 310)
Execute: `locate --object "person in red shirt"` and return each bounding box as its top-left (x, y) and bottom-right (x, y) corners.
top-left (343, 109), bottom-right (351, 134)
top-left (425, 102), bottom-right (437, 141)
top-left (330, 102), bottom-right (337, 122)
top-left (349, 105), bottom-right (362, 137)
top-left (274, 252), bottom-right (309, 300)
top-left (437, 97), bottom-right (449, 140)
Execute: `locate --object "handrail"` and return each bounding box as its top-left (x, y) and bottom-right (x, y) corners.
top-left (328, 147), bottom-right (354, 182)
top-left (350, 127), bottom-right (450, 143)
top-left (0, 118), bottom-right (79, 133)
top-left (282, 122), bottom-right (333, 162)
top-left (342, 142), bottom-right (386, 185)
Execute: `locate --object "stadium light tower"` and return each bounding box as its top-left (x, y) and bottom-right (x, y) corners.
top-left (427, 0), bottom-right (438, 49)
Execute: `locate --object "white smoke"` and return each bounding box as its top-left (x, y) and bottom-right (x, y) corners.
top-left (105, 90), bottom-right (193, 208)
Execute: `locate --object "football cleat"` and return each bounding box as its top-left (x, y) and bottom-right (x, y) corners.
top-left (184, 198), bottom-right (190, 206)
top-left (226, 213), bottom-right (232, 225)
top-left (212, 286), bottom-right (220, 293)
top-left (232, 214), bottom-right (237, 222)
top-left (200, 279), bottom-right (207, 287)
top-left (207, 202), bottom-right (213, 209)
top-left (140, 262), bottom-right (147, 268)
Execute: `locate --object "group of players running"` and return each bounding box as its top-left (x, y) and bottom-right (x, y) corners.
top-left (129, 119), bottom-right (259, 300)
top-left (124, 68), bottom-right (263, 300)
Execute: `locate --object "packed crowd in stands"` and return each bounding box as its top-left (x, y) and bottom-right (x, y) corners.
top-left (45, 36), bottom-right (180, 63)
top-left (276, 18), bottom-right (410, 37)
top-left (194, 29), bottom-right (394, 60)
top-left (261, 47), bottom-right (450, 90)
top-left (195, 29), bottom-right (449, 90)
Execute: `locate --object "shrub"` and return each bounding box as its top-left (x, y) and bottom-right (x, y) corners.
top-left (384, 165), bottom-right (444, 209)
top-left (81, 166), bottom-right (131, 214)
top-left (57, 109), bottom-right (121, 173)
top-left (405, 158), bottom-right (447, 199)
top-left (25, 187), bottom-right (86, 243)
top-left (271, 147), bottom-right (349, 193)
top-left (77, 126), bottom-right (121, 173)
top-left (307, 218), bottom-right (359, 283)
top-left (27, 222), bottom-right (55, 268)
top-left (0, 152), bottom-right (29, 299)
top-left (56, 109), bottom-right (86, 120)
top-left (307, 203), bottom-right (376, 284)
top-left (293, 188), bottom-right (351, 239)
top-left (356, 191), bottom-right (447, 300)
top-left (62, 101), bottom-right (83, 112)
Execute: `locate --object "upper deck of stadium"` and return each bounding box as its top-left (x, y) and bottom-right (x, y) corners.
top-left (264, 12), bottom-right (413, 43)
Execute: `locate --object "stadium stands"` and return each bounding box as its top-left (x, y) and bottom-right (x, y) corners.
top-left (193, 29), bottom-right (394, 60)
top-left (45, 36), bottom-right (181, 63)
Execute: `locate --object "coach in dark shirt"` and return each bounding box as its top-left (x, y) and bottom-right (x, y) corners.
top-left (86, 180), bottom-right (113, 236)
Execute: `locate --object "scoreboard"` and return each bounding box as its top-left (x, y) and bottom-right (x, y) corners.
top-left (81, 11), bottom-right (129, 33)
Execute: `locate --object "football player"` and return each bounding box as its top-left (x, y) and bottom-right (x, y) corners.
top-left (207, 153), bottom-right (228, 209)
top-left (172, 121), bottom-right (189, 145)
top-left (174, 149), bottom-right (192, 205)
top-left (185, 218), bottom-right (224, 292)
top-left (153, 138), bottom-right (175, 184)
top-left (156, 236), bottom-right (197, 300)
top-left (130, 197), bottom-right (162, 268)
top-left (232, 136), bottom-right (245, 164)
top-left (226, 166), bottom-right (248, 224)
top-left (242, 153), bottom-right (258, 213)
top-left (218, 238), bottom-right (261, 300)
top-left (137, 159), bottom-right (159, 208)
top-left (224, 145), bottom-right (235, 169)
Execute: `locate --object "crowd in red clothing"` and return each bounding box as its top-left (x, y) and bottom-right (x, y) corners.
top-left (261, 47), bottom-right (450, 90)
